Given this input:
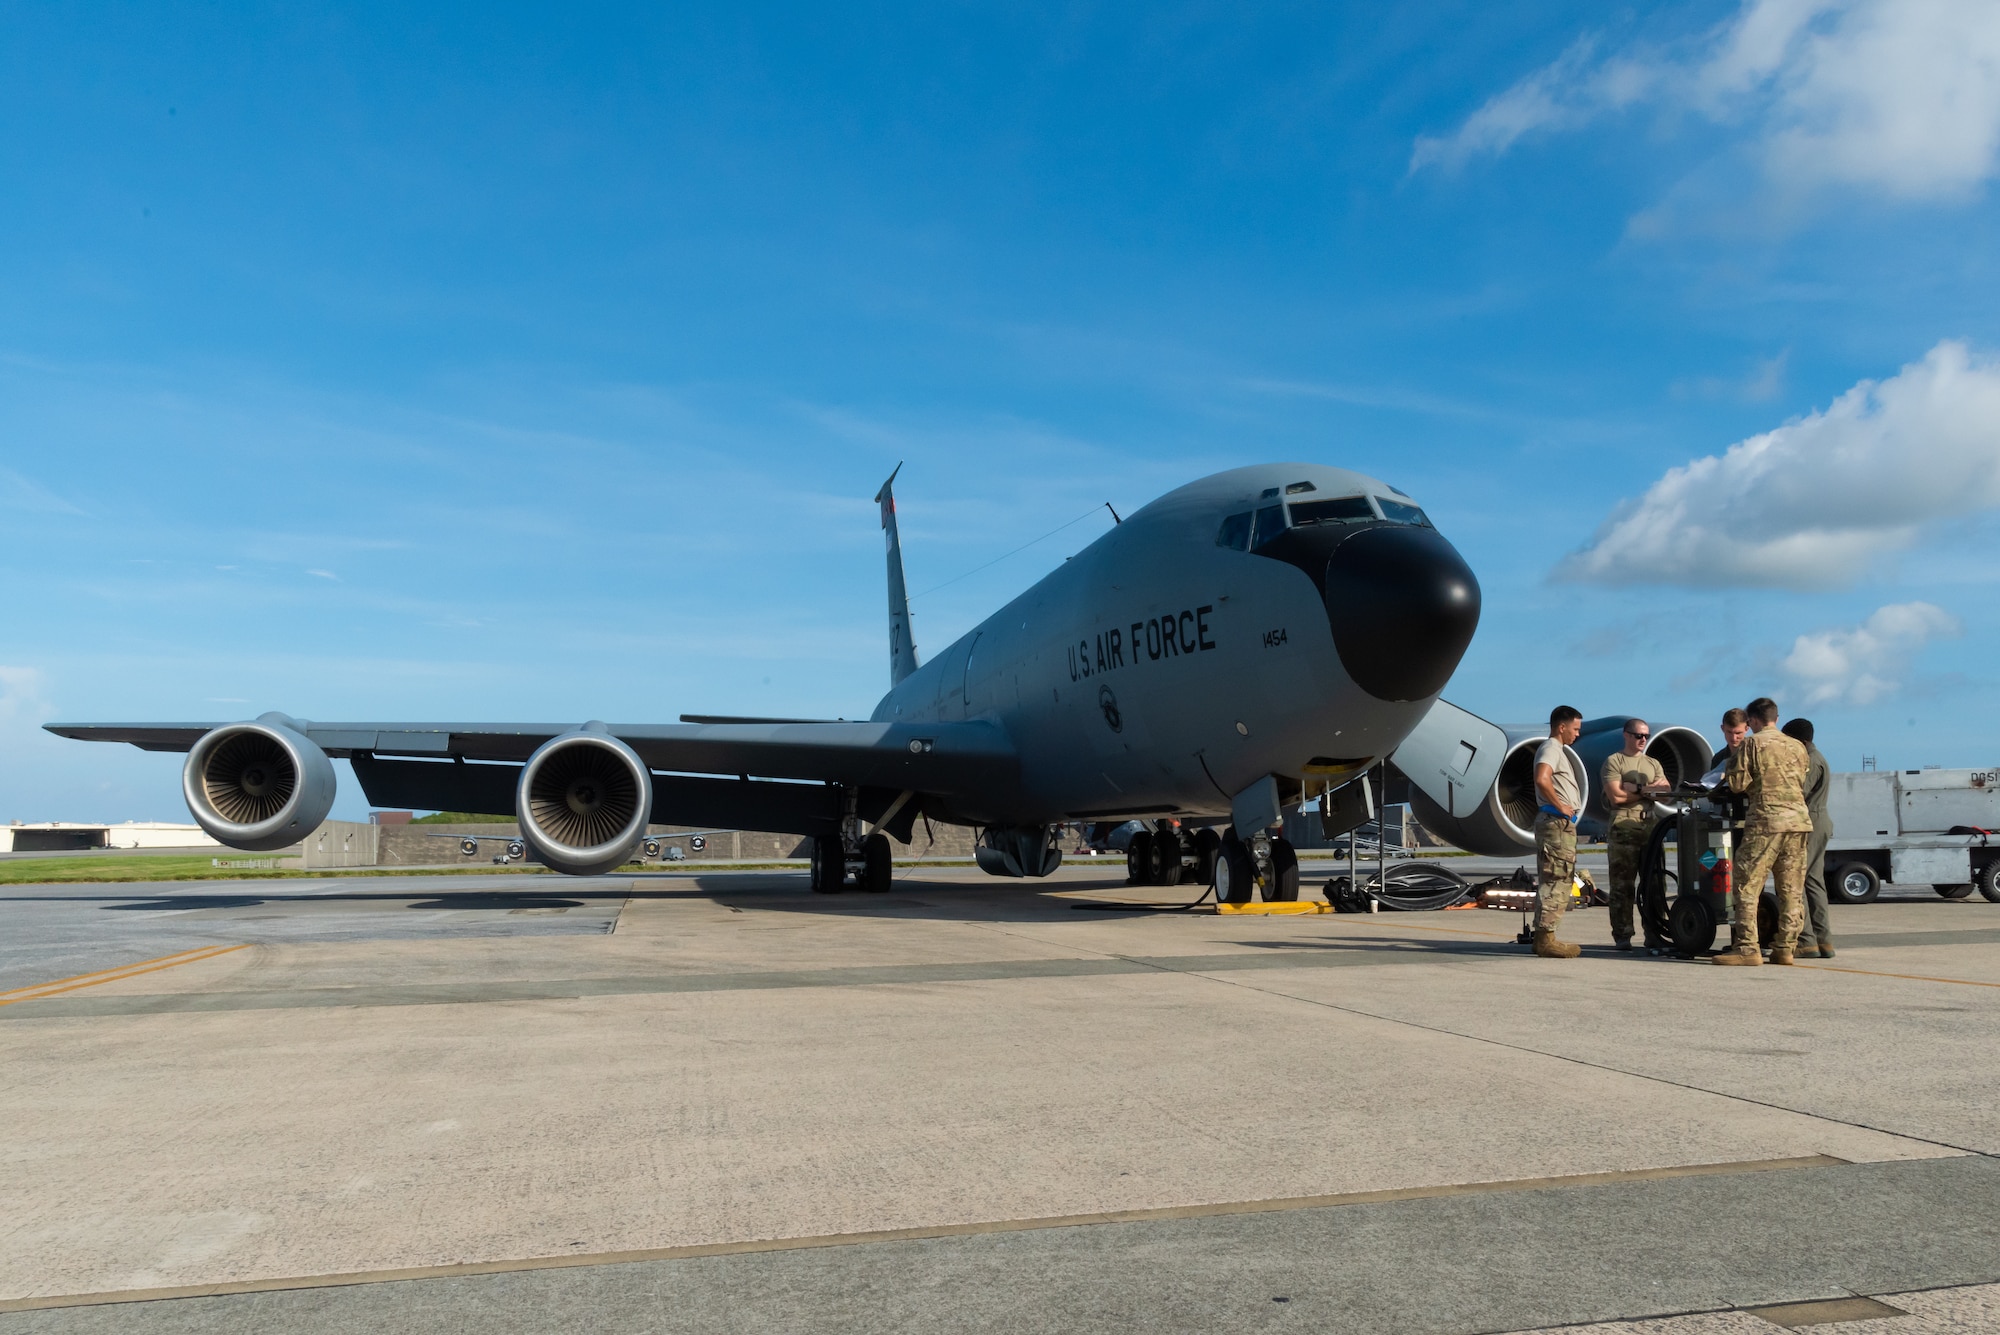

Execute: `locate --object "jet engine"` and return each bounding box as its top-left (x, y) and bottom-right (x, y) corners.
top-left (1571, 716), bottom-right (1713, 833)
top-left (1404, 729), bottom-right (1585, 858)
top-left (516, 727), bottom-right (654, 876)
top-left (1402, 716), bottom-right (1714, 856)
top-left (181, 714), bottom-right (338, 851)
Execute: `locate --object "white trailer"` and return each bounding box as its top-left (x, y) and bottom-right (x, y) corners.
top-left (1824, 768), bottom-right (2000, 903)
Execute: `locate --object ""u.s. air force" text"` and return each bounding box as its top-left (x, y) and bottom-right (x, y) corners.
top-left (1067, 605), bottom-right (1216, 682)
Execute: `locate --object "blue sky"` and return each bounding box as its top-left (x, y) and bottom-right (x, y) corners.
top-left (4, 1), bottom-right (1999, 821)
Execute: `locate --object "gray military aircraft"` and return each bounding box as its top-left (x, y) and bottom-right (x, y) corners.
top-left (49, 463), bottom-right (1699, 898)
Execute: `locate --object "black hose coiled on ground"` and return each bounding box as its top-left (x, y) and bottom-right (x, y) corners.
top-left (1338, 861), bottom-right (1475, 912)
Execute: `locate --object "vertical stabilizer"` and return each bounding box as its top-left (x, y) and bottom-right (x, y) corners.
top-left (875, 464), bottom-right (919, 686)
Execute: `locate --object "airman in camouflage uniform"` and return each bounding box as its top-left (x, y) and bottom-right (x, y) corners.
top-left (1718, 697), bottom-right (1812, 966)
top-left (1532, 706), bottom-right (1586, 959)
top-left (1600, 720), bottom-right (1667, 951)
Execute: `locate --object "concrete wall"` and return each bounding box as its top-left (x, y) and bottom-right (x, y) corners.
top-left (302, 821), bottom-right (383, 869)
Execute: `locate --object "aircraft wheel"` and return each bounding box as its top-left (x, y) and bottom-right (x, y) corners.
top-left (1268, 839), bottom-right (1301, 902)
top-left (810, 837), bottom-right (845, 893)
top-left (1191, 829), bottom-right (1221, 886)
top-left (1935, 882), bottom-right (1975, 900)
top-left (1215, 839), bottom-right (1256, 904)
top-left (1979, 861), bottom-right (2000, 903)
top-left (1829, 861), bottom-right (1881, 905)
top-left (860, 833), bottom-right (893, 892)
top-left (1146, 830), bottom-right (1179, 886)
top-left (1126, 831), bottom-right (1153, 885)
top-left (1669, 895), bottom-right (1716, 957)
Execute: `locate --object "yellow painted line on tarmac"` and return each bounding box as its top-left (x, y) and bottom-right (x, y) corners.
top-left (1796, 962), bottom-right (2000, 990)
top-left (0, 944), bottom-right (248, 1007)
top-left (0, 1153), bottom-right (1853, 1313)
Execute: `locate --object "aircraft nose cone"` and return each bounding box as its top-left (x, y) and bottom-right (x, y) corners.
top-left (1322, 524), bottom-right (1481, 702)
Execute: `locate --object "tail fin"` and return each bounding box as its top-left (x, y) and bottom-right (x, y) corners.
top-left (876, 464), bottom-right (919, 686)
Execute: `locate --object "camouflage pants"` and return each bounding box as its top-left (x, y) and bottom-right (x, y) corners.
top-left (1732, 829), bottom-right (1807, 952)
top-left (1606, 822), bottom-right (1653, 942)
top-left (1535, 814), bottom-right (1577, 933)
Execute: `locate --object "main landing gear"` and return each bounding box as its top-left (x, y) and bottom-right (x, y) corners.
top-left (1125, 821), bottom-right (1222, 888)
top-left (810, 789), bottom-right (894, 894)
top-left (1130, 819), bottom-right (1296, 903)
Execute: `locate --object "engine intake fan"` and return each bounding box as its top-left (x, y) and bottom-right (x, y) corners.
top-left (182, 715), bottom-right (337, 851)
top-left (517, 727), bottom-right (654, 876)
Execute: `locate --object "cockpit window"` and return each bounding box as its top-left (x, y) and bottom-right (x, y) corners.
top-left (1284, 481), bottom-right (1316, 495)
top-left (1376, 498), bottom-right (1432, 527)
top-left (1215, 511), bottom-right (1252, 550)
top-left (1288, 495), bottom-right (1374, 526)
top-left (1251, 504), bottom-right (1288, 549)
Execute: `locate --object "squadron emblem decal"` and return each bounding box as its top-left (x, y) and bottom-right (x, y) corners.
top-left (1098, 685), bottom-right (1123, 733)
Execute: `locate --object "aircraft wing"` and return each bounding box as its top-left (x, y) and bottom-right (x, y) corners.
top-left (46, 718), bottom-right (1021, 834)
top-left (1387, 698), bottom-right (1509, 819)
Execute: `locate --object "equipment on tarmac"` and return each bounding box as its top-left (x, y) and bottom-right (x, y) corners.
top-left (1636, 781), bottom-right (1788, 958)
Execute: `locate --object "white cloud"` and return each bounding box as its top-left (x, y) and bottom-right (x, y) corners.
top-left (1559, 340), bottom-right (2000, 588)
top-left (1780, 601), bottom-right (1960, 704)
top-left (1413, 0), bottom-right (2000, 200)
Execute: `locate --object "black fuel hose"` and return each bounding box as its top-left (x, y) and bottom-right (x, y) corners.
top-left (1636, 814), bottom-right (1678, 945)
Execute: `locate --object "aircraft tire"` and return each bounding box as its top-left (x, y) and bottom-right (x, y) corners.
top-left (1268, 839), bottom-right (1300, 902)
top-left (810, 837), bottom-right (845, 893)
top-left (861, 832), bottom-right (893, 892)
top-left (1127, 831), bottom-right (1153, 885)
top-left (1146, 831), bottom-right (1179, 886)
top-left (1192, 829), bottom-right (1221, 886)
top-left (1215, 839), bottom-right (1256, 904)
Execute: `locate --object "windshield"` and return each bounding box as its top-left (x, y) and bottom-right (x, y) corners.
top-left (1375, 498), bottom-right (1432, 527)
top-left (1251, 504), bottom-right (1288, 549)
top-left (1288, 496), bottom-right (1375, 526)
top-left (1214, 511), bottom-right (1252, 550)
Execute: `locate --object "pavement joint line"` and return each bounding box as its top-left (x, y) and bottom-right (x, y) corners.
top-left (0, 944), bottom-right (247, 1006)
top-left (1794, 961), bottom-right (2000, 989)
top-left (1471, 1281), bottom-right (1994, 1335)
top-left (1144, 957), bottom-right (1998, 1160)
top-left (0, 1154), bottom-right (1850, 1315)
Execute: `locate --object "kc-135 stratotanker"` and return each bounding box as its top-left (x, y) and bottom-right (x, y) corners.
top-left (52, 464), bottom-right (1716, 897)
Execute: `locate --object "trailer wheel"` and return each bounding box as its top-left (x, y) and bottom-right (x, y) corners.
top-left (1978, 861), bottom-right (2000, 903)
top-left (1936, 882), bottom-right (1975, 900)
top-left (1829, 861), bottom-right (1881, 905)
top-left (1669, 895), bottom-right (1716, 957)
top-left (1757, 891), bottom-right (1779, 946)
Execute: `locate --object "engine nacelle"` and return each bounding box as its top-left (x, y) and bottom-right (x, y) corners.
top-left (182, 714), bottom-right (338, 852)
top-left (516, 726), bottom-right (654, 876)
top-left (974, 825), bottom-right (1064, 878)
top-left (1405, 731), bottom-right (1585, 857)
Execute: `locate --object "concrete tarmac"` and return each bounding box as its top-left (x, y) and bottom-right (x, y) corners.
top-left (1, 864), bottom-right (1996, 1333)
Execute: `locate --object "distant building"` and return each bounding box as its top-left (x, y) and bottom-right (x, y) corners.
top-left (0, 821), bottom-right (222, 853)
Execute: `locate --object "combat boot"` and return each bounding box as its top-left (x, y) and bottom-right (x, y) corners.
top-left (1532, 929), bottom-right (1581, 959)
top-left (1713, 946), bottom-right (1761, 966)
top-left (1769, 947), bottom-right (1795, 966)
top-left (1817, 943), bottom-right (1835, 958)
